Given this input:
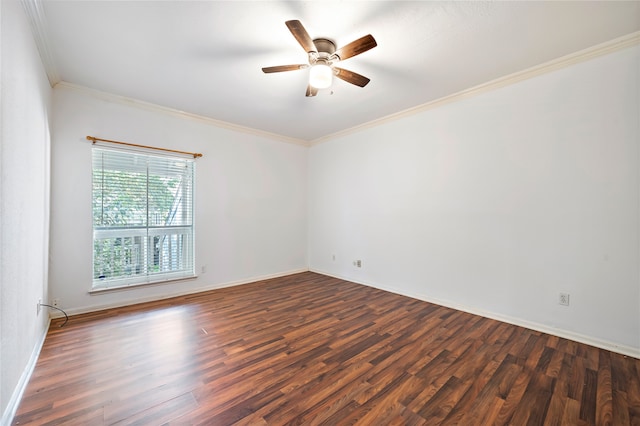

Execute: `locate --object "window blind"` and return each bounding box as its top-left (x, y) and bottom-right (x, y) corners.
top-left (92, 147), bottom-right (195, 289)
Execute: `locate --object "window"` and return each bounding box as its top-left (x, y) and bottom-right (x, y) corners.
top-left (92, 147), bottom-right (195, 290)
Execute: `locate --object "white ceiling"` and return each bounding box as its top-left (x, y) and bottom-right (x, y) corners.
top-left (37, 1), bottom-right (640, 143)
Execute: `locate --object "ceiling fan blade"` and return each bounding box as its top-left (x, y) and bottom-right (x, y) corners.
top-left (262, 64), bottom-right (307, 73)
top-left (334, 67), bottom-right (370, 87)
top-left (306, 85), bottom-right (318, 97)
top-left (334, 34), bottom-right (377, 61)
top-left (285, 20), bottom-right (317, 54)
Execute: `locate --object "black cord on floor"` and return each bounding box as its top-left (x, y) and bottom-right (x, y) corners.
top-left (40, 304), bottom-right (69, 327)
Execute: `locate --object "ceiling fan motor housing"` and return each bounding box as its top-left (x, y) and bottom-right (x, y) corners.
top-left (313, 38), bottom-right (336, 55)
top-left (310, 38), bottom-right (338, 68)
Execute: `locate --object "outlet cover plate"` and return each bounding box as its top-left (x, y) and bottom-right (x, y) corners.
top-left (559, 293), bottom-right (570, 306)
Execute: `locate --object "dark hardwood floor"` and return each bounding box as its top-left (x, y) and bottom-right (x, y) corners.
top-left (13, 272), bottom-right (640, 425)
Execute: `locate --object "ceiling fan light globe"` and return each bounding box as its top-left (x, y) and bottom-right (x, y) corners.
top-left (309, 64), bottom-right (333, 89)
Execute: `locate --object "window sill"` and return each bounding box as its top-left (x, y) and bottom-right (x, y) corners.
top-left (89, 274), bottom-right (198, 294)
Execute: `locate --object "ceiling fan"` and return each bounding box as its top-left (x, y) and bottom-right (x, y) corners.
top-left (262, 20), bottom-right (377, 97)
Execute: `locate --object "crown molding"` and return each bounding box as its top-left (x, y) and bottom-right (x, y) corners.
top-left (310, 31), bottom-right (640, 146)
top-left (20, 0), bottom-right (60, 87)
top-left (55, 82), bottom-right (311, 147)
top-left (46, 28), bottom-right (639, 147)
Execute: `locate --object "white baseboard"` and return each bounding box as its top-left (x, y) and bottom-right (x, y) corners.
top-left (1, 318), bottom-right (50, 426)
top-left (46, 266), bottom-right (640, 358)
top-left (310, 268), bottom-right (640, 359)
top-left (49, 268), bottom-right (309, 318)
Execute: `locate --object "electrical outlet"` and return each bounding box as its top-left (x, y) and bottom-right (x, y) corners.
top-left (37, 299), bottom-right (42, 315)
top-left (356, 260), bottom-right (362, 268)
top-left (52, 298), bottom-right (60, 308)
top-left (559, 293), bottom-right (570, 306)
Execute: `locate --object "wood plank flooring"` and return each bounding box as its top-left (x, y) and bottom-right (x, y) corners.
top-left (13, 272), bottom-right (640, 425)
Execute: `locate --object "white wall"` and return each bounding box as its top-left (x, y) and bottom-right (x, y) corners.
top-left (0, 0), bottom-right (52, 422)
top-left (309, 45), bottom-right (640, 356)
top-left (48, 86), bottom-right (308, 314)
